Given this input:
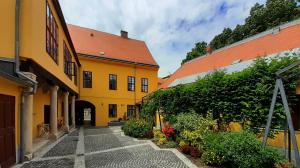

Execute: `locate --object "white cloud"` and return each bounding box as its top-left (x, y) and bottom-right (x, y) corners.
top-left (60, 0), bottom-right (265, 77)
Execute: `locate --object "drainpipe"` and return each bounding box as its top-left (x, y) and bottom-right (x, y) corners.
top-left (15, 0), bottom-right (38, 163)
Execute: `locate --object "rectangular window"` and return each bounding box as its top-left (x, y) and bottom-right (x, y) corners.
top-left (74, 64), bottom-right (78, 86)
top-left (127, 76), bottom-right (135, 91)
top-left (63, 42), bottom-right (72, 79)
top-left (141, 78), bottom-right (148, 93)
top-left (109, 104), bottom-right (117, 118)
top-left (127, 105), bottom-right (135, 118)
top-left (83, 71), bottom-right (92, 88)
top-left (46, 1), bottom-right (59, 63)
top-left (109, 74), bottom-right (117, 90)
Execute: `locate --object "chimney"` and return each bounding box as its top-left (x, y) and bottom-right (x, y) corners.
top-left (120, 30), bottom-right (128, 38)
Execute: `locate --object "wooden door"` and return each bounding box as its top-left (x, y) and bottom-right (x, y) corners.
top-left (0, 94), bottom-right (16, 168)
top-left (44, 105), bottom-right (50, 124)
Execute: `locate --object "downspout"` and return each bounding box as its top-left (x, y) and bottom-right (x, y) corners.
top-left (15, 0), bottom-right (37, 93)
top-left (15, 0), bottom-right (38, 163)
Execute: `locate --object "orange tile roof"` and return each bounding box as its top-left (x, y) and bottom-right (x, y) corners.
top-left (158, 78), bottom-right (164, 86)
top-left (160, 20), bottom-right (300, 89)
top-left (68, 24), bottom-right (158, 67)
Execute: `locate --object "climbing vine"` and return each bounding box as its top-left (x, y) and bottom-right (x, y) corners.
top-left (142, 56), bottom-right (300, 133)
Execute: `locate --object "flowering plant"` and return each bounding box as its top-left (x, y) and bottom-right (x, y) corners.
top-left (162, 122), bottom-right (175, 138)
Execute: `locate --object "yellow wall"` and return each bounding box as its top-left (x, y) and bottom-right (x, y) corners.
top-left (0, 0), bottom-right (15, 59)
top-left (21, 0), bottom-right (79, 92)
top-left (0, 0), bottom-right (80, 93)
top-left (79, 57), bottom-right (158, 126)
top-left (228, 122), bottom-right (300, 149)
top-left (0, 77), bottom-right (22, 146)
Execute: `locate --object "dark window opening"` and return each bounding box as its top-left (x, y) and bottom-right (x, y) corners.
top-left (74, 64), bottom-right (78, 86)
top-left (141, 78), bottom-right (148, 93)
top-left (64, 42), bottom-right (72, 79)
top-left (109, 74), bottom-right (117, 90)
top-left (46, 1), bottom-right (58, 63)
top-left (128, 76), bottom-right (135, 91)
top-left (83, 71), bottom-right (92, 88)
top-left (127, 105), bottom-right (135, 118)
top-left (109, 104), bottom-right (117, 118)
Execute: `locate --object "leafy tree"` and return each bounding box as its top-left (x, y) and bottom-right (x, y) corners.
top-left (181, 41), bottom-right (207, 65)
top-left (207, 0), bottom-right (300, 50)
top-left (209, 28), bottom-right (233, 50)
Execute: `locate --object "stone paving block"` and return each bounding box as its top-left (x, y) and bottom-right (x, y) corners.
top-left (84, 128), bottom-right (114, 136)
top-left (21, 158), bottom-right (74, 168)
top-left (85, 145), bottom-right (189, 168)
top-left (69, 129), bottom-right (79, 136)
top-left (43, 136), bottom-right (78, 157)
top-left (84, 134), bottom-right (122, 153)
top-left (84, 133), bottom-right (144, 153)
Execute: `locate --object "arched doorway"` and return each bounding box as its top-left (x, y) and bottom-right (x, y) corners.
top-left (75, 100), bottom-right (96, 126)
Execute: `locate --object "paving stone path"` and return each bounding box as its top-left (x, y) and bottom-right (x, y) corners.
top-left (18, 126), bottom-right (197, 168)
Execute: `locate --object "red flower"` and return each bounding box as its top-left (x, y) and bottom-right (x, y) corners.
top-left (162, 127), bottom-right (174, 137)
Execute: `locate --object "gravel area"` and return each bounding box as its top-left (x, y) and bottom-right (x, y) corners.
top-left (43, 136), bottom-right (78, 157)
top-left (85, 145), bottom-right (189, 168)
top-left (21, 158), bottom-right (74, 168)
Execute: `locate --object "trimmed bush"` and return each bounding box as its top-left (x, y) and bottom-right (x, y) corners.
top-left (202, 131), bottom-right (282, 168)
top-left (122, 119), bottom-right (152, 138)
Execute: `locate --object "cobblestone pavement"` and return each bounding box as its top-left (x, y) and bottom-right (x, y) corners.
top-left (43, 136), bottom-right (78, 157)
top-left (18, 127), bottom-right (197, 168)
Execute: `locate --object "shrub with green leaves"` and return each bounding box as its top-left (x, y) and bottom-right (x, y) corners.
top-left (174, 112), bottom-right (216, 133)
top-left (174, 112), bottom-right (216, 148)
top-left (202, 131), bottom-right (282, 168)
top-left (153, 130), bottom-right (168, 145)
top-left (122, 119), bottom-right (152, 138)
top-left (165, 141), bottom-right (178, 148)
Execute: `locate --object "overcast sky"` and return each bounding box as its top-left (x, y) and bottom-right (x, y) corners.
top-left (60, 0), bottom-right (265, 77)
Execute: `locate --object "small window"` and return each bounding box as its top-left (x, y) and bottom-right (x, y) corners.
top-left (46, 1), bottom-right (59, 63)
top-left (141, 78), bottom-right (148, 93)
top-left (83, 71), bottom-right (92, 88)
top-left (109, 104), bottom-right (117, 118)
top-left (127, 105), bottom-right (135, 118)
top-left (109, 74), bottom-right (117, 90)
top-left (128, 76), bottom-right (135, 91)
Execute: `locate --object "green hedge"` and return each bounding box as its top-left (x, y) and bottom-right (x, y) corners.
top-left (122, 119), bottom-right (152, 138)
top-left (142, 56), bottom-right (299, 133)
top-left (202, 131), bottom-right (282, 168)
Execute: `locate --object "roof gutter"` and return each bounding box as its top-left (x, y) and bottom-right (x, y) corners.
top-left (15, 0), bottom-right (38, 163)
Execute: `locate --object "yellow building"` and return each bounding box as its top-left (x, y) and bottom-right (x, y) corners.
top-left (68, 25), bottom-right (159, 127)
top-left (0, 0), bottom-right (159, 166)
top-left (0, 0), bottom-right (80, 166)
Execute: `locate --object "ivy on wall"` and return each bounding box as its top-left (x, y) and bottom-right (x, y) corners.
top-left (142, 56), bottom-right (300, 133)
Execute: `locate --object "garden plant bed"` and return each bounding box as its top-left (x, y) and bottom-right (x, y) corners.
top-left (152, 140), bottom-right (216, 168)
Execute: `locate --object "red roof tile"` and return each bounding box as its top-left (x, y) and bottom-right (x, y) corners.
top-left (67, 24), bottom-right (158, 67)
top-left (160, 20), bottom-right (300, 88)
